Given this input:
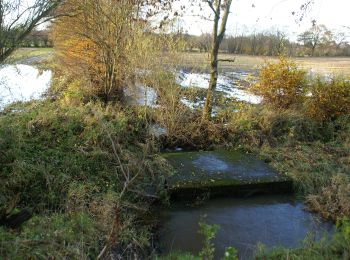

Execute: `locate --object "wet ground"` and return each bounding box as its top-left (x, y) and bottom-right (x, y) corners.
top-left (125, 69), bottom-right (261, 109)
top-left (159, 194), bottom-right (334, 260)
top-left (176, 70), bottom-right (261, 105)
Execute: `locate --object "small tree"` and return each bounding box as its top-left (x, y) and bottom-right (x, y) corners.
top-left (201, 0), bottom-right (233, 121)
top-left (298, 24), bottom-right (329, 56)
top-left (52, 0), bottom-right (178, 102)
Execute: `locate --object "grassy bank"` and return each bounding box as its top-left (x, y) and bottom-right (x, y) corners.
top-left (227, 106), bottom-right (350, 219)
top-left (0, 99), bottom-right (169, 258)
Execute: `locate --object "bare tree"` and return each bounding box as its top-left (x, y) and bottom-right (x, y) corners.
top-left (201, 0), bottom-right (232, 120)
top-left (0, 0), bottom-right (62, 63)
top-left (298, 24), bottom-right (328, 56)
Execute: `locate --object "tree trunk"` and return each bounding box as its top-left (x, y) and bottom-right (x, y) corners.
top-left (203, 41), bottom-right (220, 120)
top-left (202, 0), bottom-right (232, 121)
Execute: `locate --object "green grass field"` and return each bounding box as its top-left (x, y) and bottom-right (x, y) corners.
top-left (180, 52), bottom-right (350, 75)
top-left (7, 47), bottom-right (54, 65)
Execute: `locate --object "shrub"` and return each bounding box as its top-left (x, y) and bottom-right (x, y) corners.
top-left (251, 57), bottom-right (307, 109)
top-left (306, 174), bottom-right (350, 221)
top-left (306, 76), bottom-right (350, 121)
top-left (227, 106), bottom-right (329, 147)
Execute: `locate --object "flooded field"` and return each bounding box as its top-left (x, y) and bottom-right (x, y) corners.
top-left (125, 69), bottom-right (261, 110)
top-left (176, 70), bottom-right (261, 105)
top-left (0, 64), bottom-right (51, 110)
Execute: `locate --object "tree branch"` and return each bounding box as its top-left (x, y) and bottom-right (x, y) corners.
top-left (218, 57), bottom-right (235, 62)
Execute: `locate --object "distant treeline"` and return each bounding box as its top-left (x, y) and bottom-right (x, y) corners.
top-left (21, 24), bottom-right (350, 57)
top-left (181, 25), bottom-right (350, 57)
top-left (21, 29), bottom-right (53, 48)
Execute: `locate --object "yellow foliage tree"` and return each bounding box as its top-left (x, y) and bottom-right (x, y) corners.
top-left (251, 57), bottom-right (307, 109)
top-left (51, 0), bottom-right (173, 102)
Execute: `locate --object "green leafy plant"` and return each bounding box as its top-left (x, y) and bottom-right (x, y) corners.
top-left (336, 217), bottom-right (350, 241)
top-left (198, 220), bottom-right (220, 260)
top-left (222, 247), bottom-right (238, 260)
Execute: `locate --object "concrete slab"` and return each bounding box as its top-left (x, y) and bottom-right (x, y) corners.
top-left (161, 150), bottom-right (292, 198)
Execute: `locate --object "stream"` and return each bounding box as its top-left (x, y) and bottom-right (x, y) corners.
top-left (159, 194), bottom-right (334, 260)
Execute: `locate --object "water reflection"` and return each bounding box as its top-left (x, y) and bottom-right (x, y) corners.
top-left (160, 194), bottom-right (334, 260)
top-left (0, 64), bottom-right (52, 109)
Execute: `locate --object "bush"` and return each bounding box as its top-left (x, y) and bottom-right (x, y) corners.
top-left (306, 76), bottom-right (350, 121)
top-left (306, 174), bottom-right (350, 220)
top-left (251, 57), bottom-right (307, 109)
top-left (228, 106), bottom-right (330, 147)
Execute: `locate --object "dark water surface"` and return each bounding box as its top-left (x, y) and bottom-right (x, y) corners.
top-left (159, 194), bottom-right (334, 259)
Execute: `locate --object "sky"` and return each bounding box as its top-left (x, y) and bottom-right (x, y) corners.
top-left (22, 0), bottom-right (349, 41)
top-left (177, 0), bottom-right (350, 40)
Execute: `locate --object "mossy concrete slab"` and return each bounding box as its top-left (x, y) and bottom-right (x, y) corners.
top-left (161, 150), bottom-right (292, 198)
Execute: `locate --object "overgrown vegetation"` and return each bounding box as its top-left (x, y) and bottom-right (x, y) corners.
top-left (227, 58), bottom-right (350, 221)
top-left (0, 0), bottom-right (349, 257)
top-left (251, 57), bottom-right (307, 109)
top-left (0, 100), bottom-right (170, 258)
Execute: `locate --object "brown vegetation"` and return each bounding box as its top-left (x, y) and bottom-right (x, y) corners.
top-left (251, 57), bottom-right (307, 109)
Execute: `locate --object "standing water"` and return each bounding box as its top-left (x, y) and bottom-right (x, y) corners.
top-left (159, 194), bottom-right (334, 259)
top-left (0, 64), bottom-right (52, 110)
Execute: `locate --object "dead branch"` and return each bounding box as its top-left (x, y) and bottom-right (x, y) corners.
top-left (218, 58), bottom-right (236, 63)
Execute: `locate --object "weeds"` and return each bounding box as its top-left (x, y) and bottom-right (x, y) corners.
top-left (256, 218), bottom-right (350, 259)
top-left (198, 220), bottom-right (220, 260)
top-left (306, 75), bottom-right (350, 121)
top-left (0, 100), bottom-right (169, 258)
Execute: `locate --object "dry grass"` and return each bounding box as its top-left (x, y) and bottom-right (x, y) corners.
top-left (9, 49), bottom-right (350, 75)
top-left (179, 52), bottom-right (350, 75)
